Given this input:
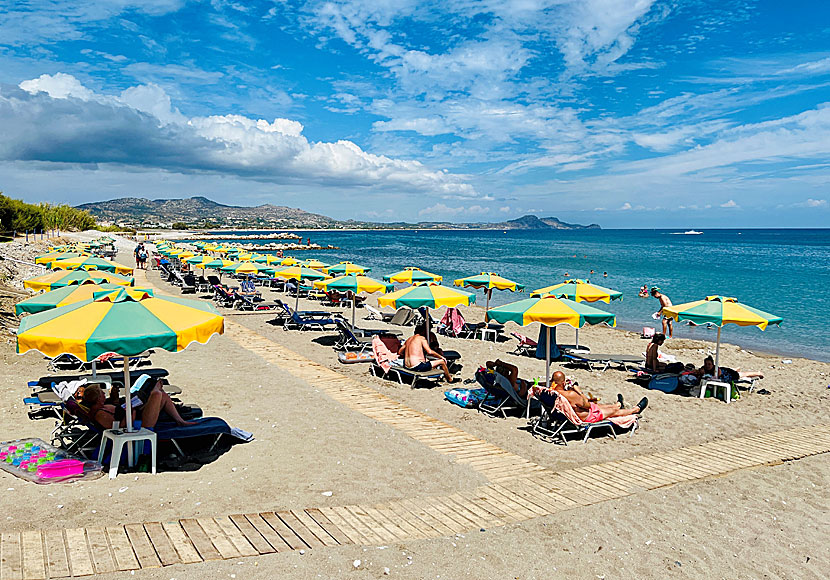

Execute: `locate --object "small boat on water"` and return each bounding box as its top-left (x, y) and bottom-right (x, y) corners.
top-left (670, 230), bottom-right (703, 235)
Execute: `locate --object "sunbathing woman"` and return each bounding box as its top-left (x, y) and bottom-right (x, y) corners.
top-left (695, 355), bottom-right (764, 383)
top-left (81, 381), bottom-right (194, 430)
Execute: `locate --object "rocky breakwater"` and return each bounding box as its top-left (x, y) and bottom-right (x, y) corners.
top-left (235, 242), bottom-right (339, 251)
top-left (191, 232), bottom-right (302, 241)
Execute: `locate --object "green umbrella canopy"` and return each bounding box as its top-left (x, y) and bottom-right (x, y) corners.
top-left (383, 267), bottom-right (443, 284)
top-left (15, 283), bottom-right (153, 315)
top-left (378, 283), bottom-right (475, 309)
top-left (531, 279), bottom-right (622, 302)
top-left (486, 295), bottom-right (616, 328)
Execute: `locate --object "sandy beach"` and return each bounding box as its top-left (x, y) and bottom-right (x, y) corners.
top-left (0, 232), bottom-right (828, 579)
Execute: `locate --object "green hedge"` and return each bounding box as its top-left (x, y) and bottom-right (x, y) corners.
top-left (0, 192), bottom-right (96, 233)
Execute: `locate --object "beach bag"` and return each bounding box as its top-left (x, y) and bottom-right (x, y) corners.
top-left (444, 388), bottom-right (488, 408)
top-left (642, 327), bottom-right (655, 338)
top-left (648, 373), bottom-right (679, 393)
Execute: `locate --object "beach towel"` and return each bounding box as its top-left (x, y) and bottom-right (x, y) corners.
top-left (52, 379), bottom-right (87, 402)
top-left (371, 335), bottom-right (399, 373)
top-left (553, 390), bottom-right (638, 429)
top-left (536, 326), bottom-right (560, 360)
top-left (440, 307), bottom-right (465, 336)
top-left (444, 387), bottom-right (491, 408)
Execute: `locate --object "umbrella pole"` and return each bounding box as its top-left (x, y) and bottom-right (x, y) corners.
top-left (575, 327), bottom-right (580, 350)
top-left (715, 326), bottom-right (722, 377)
top-left (352, 297), bottom-right (356, 327)
top-left (295, 279), bottom-right (300, 312)
top-left (122, 357), bottom-right (134, 433)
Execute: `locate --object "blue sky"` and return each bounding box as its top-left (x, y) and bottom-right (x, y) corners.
top-left (1, 0), bottom-right (829, 227)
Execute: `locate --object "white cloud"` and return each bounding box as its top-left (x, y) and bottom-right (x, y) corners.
top-left (4, 74), bottom-right (476, 197)
top-left (619, 202), bottom-right (632, 210)
top-left (418, 203), bottom-right (490, 219)
top-left (793, 198), bottom-right (828, 208)
top-left (720, 199), bottom-right (739, 208)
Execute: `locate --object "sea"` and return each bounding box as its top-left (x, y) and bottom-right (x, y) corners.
top-left (196, 228), bottom-right (830, 362)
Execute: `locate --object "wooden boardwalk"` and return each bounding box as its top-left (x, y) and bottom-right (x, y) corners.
top-left (1, 424), bottom-right (828, 578)
top-left (3, 270), bottom-right (817, 577)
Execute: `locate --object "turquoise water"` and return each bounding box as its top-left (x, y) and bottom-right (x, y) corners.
top-left (203, 229), bottom-right (830, 361)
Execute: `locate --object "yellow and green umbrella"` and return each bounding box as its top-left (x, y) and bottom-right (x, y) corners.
top-left (17, 288), bottom-right (224, 431)
top-left (51, 256), bottom-right (134, 276)
top-left (487, 295), bottom-right (616, 394)
top-left (384, 267), bottom-right (442, 284)
top-left (185, 255), bottom-right (216, 267)
top-left (532, 279), bottom-right (622, 303)
top-left (302, 259), bottom-right (330, 270)
top-left (277, 256), bottom-right (300, 266)
top-left (35, 251), bottom-right (87, 266)
top-left (378, 282), bottom-right (474, 337)
top-left (325, 261), bottom-right (371, 276)
top-left (314, 274), bottom-right (393, 326)
top-left (220, 261), bottom-right (276, 276)
top-left (274, 266), bottom-right (328, 310)
top-left (662, 295), bottom-right (782, 373)
top-left (15, 283), bottom-right (153, 315)
top-left (24, 270), bottom-right (134, 292)
top-left (453, 272), bottom-right (524, 313)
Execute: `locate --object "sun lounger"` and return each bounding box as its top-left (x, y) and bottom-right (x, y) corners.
top-left (333, 318), bottom-right (375, 352)
top-left (531, 390), bottom-right (637, 444)
top-left (275, 301), bottom-right (336, 330)
top-left (474, 370), bottom-right (523, 418)
top-left (389, 306), bottom-right (417, 326)
top-left (510, 332), bottom-right (538, 356)
top-left (563, 352), bottom-right (645, 372)
top-left (365, 305), bottom-right (395, 322)
top-left (370, 361), bottom-right (445, 385)
top-left (338, 351), bottom-right (375, 364)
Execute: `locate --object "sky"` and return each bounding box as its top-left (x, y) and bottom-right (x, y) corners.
top-left (1, 1), bottom-right (829, 228)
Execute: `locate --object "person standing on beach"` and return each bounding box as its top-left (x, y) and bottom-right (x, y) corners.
top-left (651, 287), bottom-right (673, 338)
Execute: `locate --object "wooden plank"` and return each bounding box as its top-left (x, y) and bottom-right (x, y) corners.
top-left (316, 508), bottom-right (367, 545)
top-left (243, 514), bottom-right (290, 553)
top-left (497, 479), bottom-right (565, 514)
top-left (228, 515), bottom-right (275, 555)
top-left (105, 527), bottom-right (140, 571)
top-left (214, 517), bottom-right (258, 557)
top-left (431, 496), bottom-right (485, 529)
top-left (374, 504), bottom-right (427, 540)
top-left (305, 509), bottom-right (353, 545)
top-left (261, 512), bottom-right (308, 550)
top-left (276, 511), bottom-right (324, 548)
top-left (445, 493), bottom-right (505, 527)
top-left (342, 506), bottom-right (396, 544)
top-left (418, 498), bottom-right (468, 533)
top-left (396, 499), bottom-right (455, 536)
top-left (290, 510), bottom-right (338, 547)
top-left (382, 503), bottom-right (441, 539)
top-left (160, 522), bottom-right (201, 565)
top-left (84, 528), bottom-right (115, 574)
top-left (63, 528), bottom-right (92, 577)
top-left (1, 532), bottom-right (23, 580)
top-left (359, 507), bottom-right (410, 542)
top-left (20, 530), bottom-right (45, 580)
top-left (178, 520), bottom-right (220, 562)
top-left (331, 507), bottom-right (384, 544)
top-left (488, 484), bottom-right (548, 517)
top-left (195, 518), bottom-right (239, 560)
top-left (123, 524), bottom-right (161, 570)
top-left (42, 530), bottom-right (70, 579)
top-left (142, 523), bottom-right (179, 566)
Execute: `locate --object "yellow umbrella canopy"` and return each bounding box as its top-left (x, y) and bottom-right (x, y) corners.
top-left (15, 283), bottom-right (154, 315)
top-left (23, 270), bottom-right (134, 292)
top-left (302, 259), bottom-right (330, 270)
top-left (378, 283), bottom-right (474, 309)
top-left (51, 256), bottom-right (134, 276)
top-left (384, 267), bottom-right (443, 284)
top-left (34, 251), bottom-right (88, 266)
top-left (532, 279), bottom-right (622, 303)
top-left (314, 274), bottom-right (393, 325)
top-left (453, 272), bottom-right (525, 312)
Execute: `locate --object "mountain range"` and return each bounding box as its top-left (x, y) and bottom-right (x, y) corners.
top-left (77, 196), bottom-right (600, 230)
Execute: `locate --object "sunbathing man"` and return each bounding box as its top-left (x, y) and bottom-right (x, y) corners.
top-left (81, 380), bottom-right (194, 430)
top-left (401, 322), bottom-right (455, 382)
top-left (534, 371), bottom-right (647, 422)
top-left (650, 287), bottom-right (674, 338)
top-left (485, 359), bottom-right (531, 399)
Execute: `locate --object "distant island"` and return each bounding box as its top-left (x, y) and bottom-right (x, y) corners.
top-left (77, 196), bottom-right (600, 231)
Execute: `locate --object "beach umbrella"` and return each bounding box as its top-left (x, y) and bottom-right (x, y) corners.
top-left (184, 255), bottom-right (215, 267)
top-left (314, 274), bottom-right (393, 326)
top-left (378, 282), bottom-right (475, 338)
top-left (487, 295), bottom-right (616, 403)
top-left (325, 262), bottom-right (371, 276)
top-left (531, 279), bottom-right (623, 302)
top-left (249, 254), bottom-right (270, 263)
top-left (384, 267), bottom-right (443, 284)
top-left (662, 295), bottom-right (782, 375)
top-left (453, 272), bottom-right (525, 313)
top-left (24, 270), bottom-right (134, 292)
top-left (35, 251), bottom-right (87, 266)
top-left (51, 256), bottom-right (134, 276)
top-left (278, 256), bottom-right (300, 266)
top-left (531, 279), bottom-right (622, 347)
top-left (15, 283), bottom-right (154, 315)
top-left (17, 288), bottom-right (223, 432)
top-left (302, 259), bottom-right (330, 270)
top-left (273, 266), bottom-right (328, 310)
top-left (220, 261), bottom-right (276, 276)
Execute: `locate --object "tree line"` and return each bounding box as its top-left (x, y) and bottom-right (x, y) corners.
top-left (0, 192), bottom-right (97, 235)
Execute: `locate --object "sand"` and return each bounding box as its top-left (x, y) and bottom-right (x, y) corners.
top-left (0, 231), bottom-right (828, 579)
